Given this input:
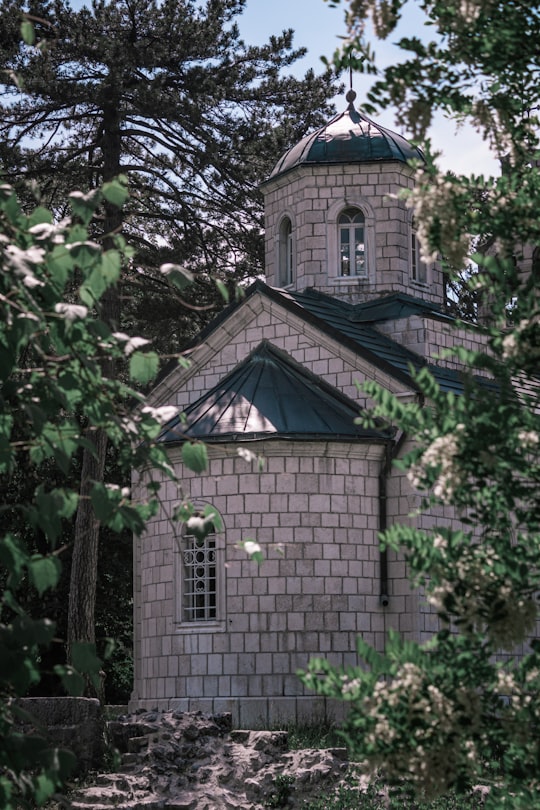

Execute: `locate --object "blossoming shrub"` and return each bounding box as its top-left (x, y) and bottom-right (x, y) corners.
top-left (0, 181), bottom-right (195, 807)
top-left (304, 1), bottom-right (540, 805)
top-left (303, 327), bottom-right (540, 805)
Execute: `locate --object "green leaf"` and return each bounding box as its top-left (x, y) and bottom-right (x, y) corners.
top-left (12, 615), bottom-right (56, 647)
top-left (47, 244), bottom-right (74, 289)
top-left (102, 178), bottom-right (129, 207)
top-left (69, 642), bottom-right (104, 692)
top-left (215, 279), bottom-right (229, 302)
top-left (54, 665), bottom-right (85, 697)
top-left (181, 441), bottom-right (208, 473)
top-left (90, 482), bottom-right (114, 522)
top-left (0, 534), bottom-right (29, 587)
top-left (69, 189), bottom-right (101, 225)
top-left (34, 774), bottom-right (56, 805)
top-left (79, 265), bottom-right (107, 305)
top-left (101, 250), bottom-right (121, 284)
top-left (160, 263), bottom-right (194, 291)
top-left (71, 641), bottom-right (102, 675)
top-left (32, 487), bottom-right (78, 545)
top-left (20, 19), bottom-right (35, 45)
top-left (28, 206), bottom-right (52, 226)
top-left (28, 555), bottom-right (62, 596)
top-left (129, 350), bottom-right (159, 384)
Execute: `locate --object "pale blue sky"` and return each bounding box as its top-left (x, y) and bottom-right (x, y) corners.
top-left (239, 0), bottom-right (498, 177)
top-left (65, 0), bottom-right (497, 177)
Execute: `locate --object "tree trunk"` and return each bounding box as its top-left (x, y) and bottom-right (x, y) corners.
top-left (67, 427), bottom-right (108, 700)
top-left (67, 92), bottom-right (123, 701)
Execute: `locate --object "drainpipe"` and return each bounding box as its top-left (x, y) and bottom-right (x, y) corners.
top-left (378, 431), bottom-right (408, 608)
top-left (379, 442), bottom-right (391, 608)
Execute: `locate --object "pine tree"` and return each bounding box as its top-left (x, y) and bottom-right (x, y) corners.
top-left (0, 0), bottom-right (336, 691)
top-left (0, 0), bottom-right (336, 346)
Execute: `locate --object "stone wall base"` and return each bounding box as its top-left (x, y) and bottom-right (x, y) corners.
top-left (127, 695), bottom-right (348, 728)
top-left (17, 697), bottom-right (105, 773)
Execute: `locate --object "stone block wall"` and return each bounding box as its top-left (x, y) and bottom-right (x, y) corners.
top-left (17, 697), bottom-right (105, 773)
top-left (132, 293), bottom-right (470, 725)
top-left (131, 441), bottom-right (399, 726)
top-left (262, 163), bottom-right (445, 306)
top-left (377, 314), bottom-right (489, 370)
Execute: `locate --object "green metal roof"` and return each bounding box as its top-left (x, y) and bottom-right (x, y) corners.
top-left (159, 341), bottom-right (390, 444)
top-left (170, 282), bottom-right (479, 426)
top-left (266, 92), bottom-right (424, 182)
top-left (348, 292), bottom-right (456, 324)
top-left (284, 287), bottom-right (472, 395)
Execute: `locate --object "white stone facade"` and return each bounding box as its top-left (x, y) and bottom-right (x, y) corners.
top-left (131, 103), bottom-right (489, 726)
top-left (130, 288), bottom-right (467, 724)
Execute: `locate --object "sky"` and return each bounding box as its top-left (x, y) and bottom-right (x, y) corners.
top-left (65, 0), bottom-right (498, 178)
top-left (239, 0), bottom-right (499, 178)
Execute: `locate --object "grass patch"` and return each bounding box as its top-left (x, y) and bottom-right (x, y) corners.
top-left (302, 774), bottom-right (487, 809)
top-left (276, 725), bottom-right (486, 810)
top-left (275, 720), bottom-right (345, 751)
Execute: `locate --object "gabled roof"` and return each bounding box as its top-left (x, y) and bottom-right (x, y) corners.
top-left (159, 341), bottom-right (390, 444)
top-left (347, 291), bottom-right (456, 324)
top-left (176, 280), bottom-right (470, 396)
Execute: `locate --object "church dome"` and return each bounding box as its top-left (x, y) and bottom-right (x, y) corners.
top-left (268, 90), bottom-right (424, 180)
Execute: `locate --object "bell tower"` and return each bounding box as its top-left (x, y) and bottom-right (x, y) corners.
top-left (260, 91), bottom-right (444, 306)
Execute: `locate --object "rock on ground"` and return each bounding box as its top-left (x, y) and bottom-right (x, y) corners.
top-left (60, 709), bottom-right (353, 810)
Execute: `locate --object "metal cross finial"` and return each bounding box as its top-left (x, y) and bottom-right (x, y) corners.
top-left (346, 64), bottom-right (356, 106)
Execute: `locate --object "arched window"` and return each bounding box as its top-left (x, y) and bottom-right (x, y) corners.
top-left (411, 220), bottom-right (428, 284)
top-left (338, 208), bottom-right (366, 277)
top-left (181, 526), bottom-right (217, 622)
top-left (175, 508), bottom-right (224, 627)
top-left (278, 216), bottom-right (294, 286)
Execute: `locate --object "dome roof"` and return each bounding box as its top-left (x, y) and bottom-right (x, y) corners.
top-left (268, 91), bottom-right (424, 181)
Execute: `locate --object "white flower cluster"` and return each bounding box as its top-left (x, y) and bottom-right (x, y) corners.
top-left (28, 220), bottom-right (69, 244)
top-left (55, 303), bottom-right (88, 321)
top-left (113, 332), bottom-right (151, 356)
top-left (141, 405), bottom-right (178, 424)
top-left (358, 664), bottom-right (481, 797)
top-left (4, 244), bottom-right (46, 288)
top-left (427, 544), bottom-right (537, 648)
top-left (494, 668), bottom-right (538, 710)
top-left (341, 674), bottom-right (363, 697)
top-left (518, 430), bottom-right (539, 449)
top-left (407, 425), bottom-right (465, 502)
top-left (407, 174), bottom-right (471, 270)
top-left (502, 319), bottom-right (540, 365)
top-left (471, 100), bottom-right (537, 162)
top-left (458, 0), bottom-right (482, 24)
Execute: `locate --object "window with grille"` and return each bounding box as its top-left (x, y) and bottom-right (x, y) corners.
top-left (182, 529), bottom-right (217, 622)
top-left (338, 208), bottom-right (366, 277)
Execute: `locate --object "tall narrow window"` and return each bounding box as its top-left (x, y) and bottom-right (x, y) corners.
top-left (182, 527), bottom-right (217, 622)
top-left (338, 208), bottom-right (366, 277)
top-left (278, 217), bottom-right (294, 286)
top-left (411, 222), bottom-right (428, 284)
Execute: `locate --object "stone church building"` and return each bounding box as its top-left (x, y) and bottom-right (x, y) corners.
top-left (130, 92), bottom-right (485, 726)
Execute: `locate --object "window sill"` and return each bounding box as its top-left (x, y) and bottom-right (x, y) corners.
top-left (174, 620), bottom-right (226, 634)
top-left (330, 276), bottom-right (370, 284)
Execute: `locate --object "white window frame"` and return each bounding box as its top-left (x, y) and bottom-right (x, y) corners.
top-left (174, 505), bottom-right (225, 633)
top-left (338, 207), bottom-right (367, 277)
top-left (327, 198), bottom-right (375, 284)
top-left (276, 213), bottom-right (295, 287)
